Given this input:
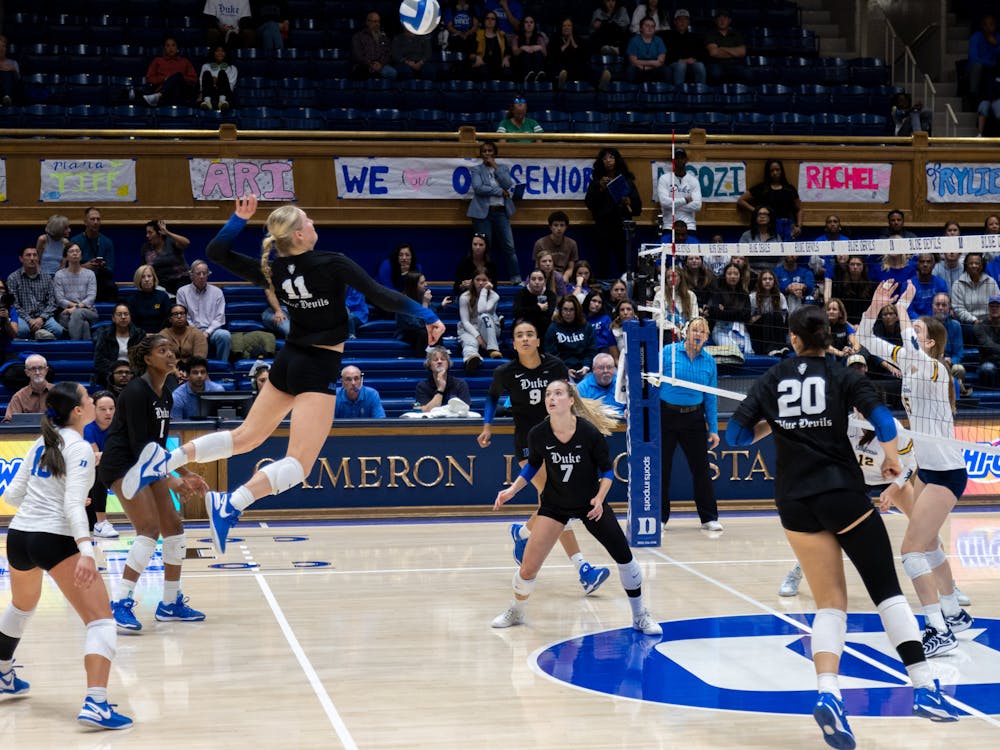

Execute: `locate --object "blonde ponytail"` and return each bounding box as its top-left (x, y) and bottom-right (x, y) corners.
top-left (563, 380), bottom-right (619, 436)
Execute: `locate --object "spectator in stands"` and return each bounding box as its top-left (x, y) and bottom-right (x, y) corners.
top-left (665, 9), bottom-right (705, 85)
top-left (482, 0), bottom-right (522, 35)
top-left (397, 271), bottom-right (448, 356)
top-left (468, 141), bottom-right (522, 283)
top-left (825, 297), bottom-right (858, 361)
top-left (871, 252), bottom-right (916, 287)
top-left (968, 13), bottom-right (999, 101)
top-left (535, 250), bottom-right (570, 298)
top-left (631, 0), bottom-right (670, 35)
top-left (35, 214), bottom-right (70, 278)
top-left (352, 11), bottom-right (397, 80)
top-left (458, 270), bottom-right (501, 372)
top-left (833, 256), bottom-right (872, 322)
top-left (0, 279), bottom-right (18, 365)
top-left (547, 17), bottom-right (588, 89)
top-left (177, 260), bottom-right (232, 362)
top-left (346, 285), bottom-right (370, 339)
top-left (932, 291), bottom-right (967, 390)
top-left (107, 358), bottom-right (134, 398)
top-left (873, 302), bottom-right (904, 347)
top-left (335, 365), bottom-right (386, 419)
top-left (877, 208), bottom-right (917, 239)
top-left (7, 247), bottom-right (63, 340)
top-left (682, 254), bottom-right (716, 315)
top-left (143, 37), bottom-right (198, 107)
top-left (70, 207), bottom-right (117, 302)
top-left (513, 269), bottom-right (555, 339)
top-left (976, 71), bottom-right (1000, 136)
top-left (545, 295), bottom-right (596, 381)
top-left (415, 346), bottom-right (472, 413)
top-left (454, 233), bottom-right (498, 297)
top-left (665, 219), bottom-right (700, 245)
top-left (585, 147), bottom-right (642, 280)
top-left (249, 360), bottom-right (270, 395)
top-left (159, 303), bottom-right (209, 368)
top-left (262, 287), bottom-right (289, 337)
top-left (739, 206), bottom-right (780, 244)
top-left (472, 11), bottom-right (512, 80)
top-left (54, 243), bottom-right (98, 341)
top-left (952, 252), bottom-right (1000, 341)
top-left (704, 8), bottom-right (746, 84)
top-left (708, 263), bottom-right (752, 353)
top-left (128, 265), bottom-right (172, 334)
top-left (909, 253), bottom-right (949, 317)
top-left (603, 278), bottom-right (630, 315)
top-left (444, 0), bottom-right (480, 60)
top-left (511, 15), bottom-right (547, 83)
top-left (576, 352), bottom-right (623, 416)
top-left (3, 354), bottom-right (51, 422)
top-left (204, 0), bottom-right (255, 50)
top-left (737, 159), bottom-right (802, 240)
top-left (254, 0), bottom-right (289, 51)
top-left (816, 214), bottom-right (850, 242)
top-left (974, 296), bottom-right (1000, 390)
top-left (199, 45), bottom-right (238, 112)
top-left (891, 91), bottom-right (932, 135)
top-left (171, 356), bottom-right (226, 419)
top-left (570, 260), bottom-right (595, 304)
top-left (532, 211), bottom-right (578, 284)
top-left (774, 255), bottom-right (815, 313)
top-left (652, 264), bottom-right (697, 337)
top-left (391, 26), bottom-right (433, 80)
top-left (0, 34), bottom-right (21, 106)
top-left (94, 304), bottom-right (143, 387)
top-left (656, 147), bottom-right (701, 231)
top-left (143, 219), bottom-right (192, 294)
top-left (626, 17), bottom-right (668, 84)
top-left (935, 250), bottom-right (963, 291)
top-left (584, 290), bottom-right (616, 357)
top-left (749, 269), bottom-right (788, 356)
top-left (497, 96), bottom-right (543, 136)
top-left (610, 298), bottom-right (636, 353)
top-left (376, 243), bottom-right (421, 293)
top-left (589, 0), bottom-right (630, 56)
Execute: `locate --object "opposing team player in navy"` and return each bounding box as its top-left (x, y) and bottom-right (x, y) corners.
top-left (858, 279), bottom-right (973, 658)
top-left (491, 380), bottom-right (661, 635)
top-left (0, 382), bottom-right (132, 729)
top-left (728, 305), bottom-right (957, 750)
top-left (478, 319), bottom-right (611, 594)
top-left (105, 335), bottom-right (209, 631)
top-left (124, 195), bottom-right (445, 553)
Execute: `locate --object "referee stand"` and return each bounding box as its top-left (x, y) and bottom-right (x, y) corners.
top-left (624, 318), bottom-right (663, 546)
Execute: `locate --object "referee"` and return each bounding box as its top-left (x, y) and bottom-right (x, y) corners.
top-left (659, 316), bottom-right (722, 531)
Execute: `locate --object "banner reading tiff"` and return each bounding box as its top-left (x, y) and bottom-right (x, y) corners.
top-left (189, 158), bottom-right (296, 201)
top-left (40, 159), bottom-right (137, 202)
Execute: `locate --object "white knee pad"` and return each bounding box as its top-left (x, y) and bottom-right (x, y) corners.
top-left (876, 595), bottom-right (921, 648)
top-left (617, 559), bottom-right (643, 592)
top-left (261, 456), bottom-right (305, 496)
top-left (0, 604), bottom-right (34, 639)
top-left (811, 608), bottom-right (847, 659)
top-left (901, 551), bottom-right (932, 581)
top-left (512, 571), bottom-right (536, 597)
top-left (84, 618), bottom-right (117, 661)
top-left (192, 431), bottom-right (234, 464)
top-left (925, 544), bottom-right (947, 569)
top-left (161, 534), bottom-right (186, 567)
top-left (124, 535), bottom-right (157, 576)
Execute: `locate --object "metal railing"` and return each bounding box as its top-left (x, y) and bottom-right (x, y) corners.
top-left (883, 15), bottom-right (937, 120)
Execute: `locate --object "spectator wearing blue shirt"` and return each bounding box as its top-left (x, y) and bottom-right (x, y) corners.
top-left (334, 365), bottom-right (386, 419)
top-left (584, 291), bottom-right (616, 355)
top-left (870, 254), bottom-right (917, 287)
top-left (626, 17), bottom-right (668, 83)
top-left (85, 390), bottom-right (119, 538)
top-left (910, 253), bottom-right (949, 318)
top-left (774, 255), bottom-right (815, 313)
top-left (170, 356), bottom-right (225, 419)
top-left (968, 14), bottom-right (1000, 99)
top-left (810, 214), bottom-right (851, 281)
top-left (576, 353), bottom-right (623, 417)
top-left (931, 291), bottom-right (968, 396)
top-left (483, 0), bottom-right (523, 36)
top-left (444, 0), bottom-right (480, 59)
top-left (659, 316), bottom-right (722, 531)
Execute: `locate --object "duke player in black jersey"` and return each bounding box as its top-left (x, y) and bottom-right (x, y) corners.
top-left (103, 335), bottom-right (209, 632)
top-left (478, 319), bottom-right (611, 594)
top-left (728, 306), bottom-right (957, 750)
top-left (125, 196), bottom-right (445, 553)
top-left (491, 380), bottom-right (661, 635)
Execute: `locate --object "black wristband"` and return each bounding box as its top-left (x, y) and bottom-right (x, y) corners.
top-left (436, 390), bottom-right (446, 396)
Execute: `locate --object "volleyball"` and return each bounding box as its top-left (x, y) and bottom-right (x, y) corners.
top-left (399, 0), bottom-right (441, 36)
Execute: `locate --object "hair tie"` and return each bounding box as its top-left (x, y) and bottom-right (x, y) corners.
top-left (45, 407), bottom-right (58, 421)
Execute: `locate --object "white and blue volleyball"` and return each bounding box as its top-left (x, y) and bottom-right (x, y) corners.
top-left (399, 0), bottom-right (441, 35)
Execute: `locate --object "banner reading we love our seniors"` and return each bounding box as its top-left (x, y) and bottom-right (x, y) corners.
top-left (797, 162), bottom-right (893, 202)
top-left (333, 156), bottom-right (594, 200)
top-left (926, 162), bottom-right (1000, 203)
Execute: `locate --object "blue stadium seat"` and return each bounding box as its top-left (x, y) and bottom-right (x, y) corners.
top-left (22, 73), bottom-right (62, 104)
top-left (638, 82), bottom-right (675, 110)
top-left (783, 28), bottom-right (819, 57)
top-left (61, 45), bottom-right (107, 74)
top-left (598, 81), bottom-right (638, 111)
top-left (277, 77), bottom-right (317, 107)
top-left (318, 78), bottom-right (357, 108)
top-left (447, 111), bottom-right (494, 131)
top-left (558, 81), bottom-right (597, 112)
top-left (533, 109), bottom-right (571, 133)
top-left (63, 73), bottom-right (107, 105)
top-left (440, 79), bottom-right (478, 111)
top-left (311, 48), bottom-right (352, 79)
top-left (109, 104), bottom-right (154, 129)
top-left (828, 85), bottom-right (869, 114)
top-left (238, 78), bottom-right (275, 108)
top-left (326, 107), bottom-right (366, 129)
top-left (691, 111), bottom-right (732, 133)
top-left (610, 110), bottom-right (654, 133)
top-left (272, 48), bottom-right (311, 77)
top-left (521, 80), bottom-right (555, 111)
top-left (89, 25), bottom-right (125, 47)
top-left (590, 54), bottom-right (625, 80)
top-left (24, 44), bottom-right (64, 74)
top-left (848, 113), bottom-right (889, 136)
top-left (407, 108), bottom-right (449, 132)
top-left (368, 108), bottom-right (407, 131)
top-left (482, 79), bottom-right (518, 112)
top-left (281, 107), bottom-right (327, 129)
top-left (399, 79), bottom-right (441, 110)
top-left (357, 78), bottom-right (399, 109)
top-left (287, 28), bottom-right (329, 50)
top-left (748, 27), bottom-right (781, 56)
top-left (424, 50), bottom-right (466, 81)
top-left (744, 56), bottom-right (776, 85)
top-left (154, 106), bottom-right (201, 129)
top-left (571, 110), bottom-right (610, 133)
top-left (677, 83), bottom-right (717, 111)
top-left (793, 84), bottom-right (832, 114)
top-left (815, 57), bottom-right (850, 86)
top-left (19, 104), bottom-right (67, 128)
top-left (755, 83), bottom-right (793, 113)
top-left (65, 104), bottom-right (109, 124)
top-left (811, 112), bottom-right (850, 135)
top-left (864, 84), bottom-right (901, 113)
top-left (652, 110), bottom-right (693, 133)
top-left (849, 57), bottom-right (890, 86)
top-left (779, 57), bottom-right (817, 86)
top-left (732, 111), bottom-right (772, 134)
top-left (772, 112), bottom-right (812, 135)
top-left (236, 106), bottom-right (279, 130)
top-left (718, 83), bottom-right (754, 111)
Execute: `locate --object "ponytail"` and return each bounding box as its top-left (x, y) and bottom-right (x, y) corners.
top-left (561, 380), bottom-right (619, 436)
top-left (38, 382), bottom-right (84, 479)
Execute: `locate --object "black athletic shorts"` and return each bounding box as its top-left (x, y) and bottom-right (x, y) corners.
top-left (917, 467), bottom-right (968, 499)
top-left (5, 529), bottom-right (78, 571)
top-left (269, 342), bottom-right (342, 396)
top-left (777, 489), bottom-right (874, 534)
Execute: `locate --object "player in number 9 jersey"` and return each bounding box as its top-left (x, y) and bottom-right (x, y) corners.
top-left (478, 319), bottom-right (610, 595)
top-left (728, 305), bottom-right (957, 748)
top-left (123, 196), bottom-right (445, 555)
top-left (490, 380), bottom-right (661, 636)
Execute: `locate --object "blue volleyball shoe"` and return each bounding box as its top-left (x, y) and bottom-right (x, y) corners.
top-left (155, 594), bottom-right (206, 622)
top-left (206, 491), bottom-right (240, 554)
top-left (111, 597), bottom-right (141, 632)
top-left (0, 663), bottom-right (29, 696)
top-left (913, 679), bottom-right (960, 722)
top-left (813, 692), bottom-right (856, 750)
top-left (579, 562), bottom-right (611, 596)
top-left (509, 523), bottom-right (527, 565)
top-left (121, 442), bottom-right (169, 500)
top-left (77, 697), bottom-right (134, 730)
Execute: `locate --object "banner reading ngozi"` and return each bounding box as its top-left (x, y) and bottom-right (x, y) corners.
top-left (40, 159), bottom-right (136, 202)
top-left (650, 161), bottom-right (746, 203)
top-left (926, 162), bottom-right (1000, 203)
top-left (189, 158), bottom-right (296, 201)
top-left (333, 157), bottom-right (593, 200)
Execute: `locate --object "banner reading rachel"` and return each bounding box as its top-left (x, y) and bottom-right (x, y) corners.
top-left (40, 159), bottom-right (137, 202)
top-left (189, 158), bottom-right (296, 201)
top-left (333, 157), bottom-right (593, 200)
top-left (797, 161), bottom-right (892, 202)
top-left (926, 162), bottom-right (1000, 203)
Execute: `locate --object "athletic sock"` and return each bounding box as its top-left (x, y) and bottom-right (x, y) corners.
top-left (86, 687), bottom-right (108, 703)
top-left (906, 661), bottom-right (935, 690)
top-left (162, 580), bottom-right (180, 605)
top-left (939, 592), bottom-right (961, 617)
top-left (0, 659), bottom-right (12, 673)
top-left (923, 604), bottom-right (947, 632)
top-left (230, 485), bottom-right (256, 512)
top-left (570, 552), bottom-right (585, 571)
top-left (517, 525), bottom-right (530, 540)
top-left (627, 594), bottom-right (645, 619)
top-left (113, 578), bottom-right (134, 602)
top-left (817, 673), bottom-right (842, 700)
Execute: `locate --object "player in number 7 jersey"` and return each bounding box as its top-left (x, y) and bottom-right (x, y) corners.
top-left (123, 196), bottom-right (445, 553)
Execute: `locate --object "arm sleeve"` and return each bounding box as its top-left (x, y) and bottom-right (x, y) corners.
top-left (867, 404), bottom-right (897, 443)
top-left (484, 368), bottom-right (505, 423)
top-left (518, 462), bottom-right (539, 482)
top-left (726, 419), bottom-right (756, 446)
top-left (334, 254), bottom-right (439, 325)
top-left (63, 442), bottom-right (96, 542)
top-left (205, 214), bottom-right (268, 285)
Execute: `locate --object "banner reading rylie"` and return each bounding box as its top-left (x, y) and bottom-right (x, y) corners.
top-left (39, 159), bottom-right (137, 202)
